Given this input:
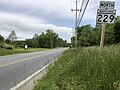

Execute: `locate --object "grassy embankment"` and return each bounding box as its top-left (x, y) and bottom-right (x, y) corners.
top-left (34, 45), bottom-right (120, 90)
top-left (0, 48), bottom-right (49, 56)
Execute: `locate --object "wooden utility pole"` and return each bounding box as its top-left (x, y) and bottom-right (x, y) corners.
top-left (71, 0), bottom-right (79, 49)
top-left (100, 24), bottom-right (106, 49)
top-left (75, 0), bottom-right (78, 49)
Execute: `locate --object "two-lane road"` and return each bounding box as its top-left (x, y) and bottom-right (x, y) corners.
top-left (0, 48), bottom-right (68, 90)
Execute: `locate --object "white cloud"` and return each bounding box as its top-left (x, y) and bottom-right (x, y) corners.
top-left (0, 12), bottom-right (72, 42)
top-left (0, 0), bottom-right (73, 20)
top-left (0, 0), bottom-right (119, 42)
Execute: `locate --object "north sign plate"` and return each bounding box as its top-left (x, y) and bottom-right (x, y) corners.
top-left (100, 1), bottom-right (115, 9)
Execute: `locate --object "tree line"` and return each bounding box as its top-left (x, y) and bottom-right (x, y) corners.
top-left (0, 29), bottom-right (68, 49)
top-left (1, 16), bottom-right (120, 49)
top-left (25, 29), bottom-right (68, 48)
top-left (71, 16), bottom-right (120, 47)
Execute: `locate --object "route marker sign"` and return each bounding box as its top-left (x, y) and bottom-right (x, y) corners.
top-left (96, 1), bottom-right (116, 49)
top-left (96, 1), bottom-right (116, 24)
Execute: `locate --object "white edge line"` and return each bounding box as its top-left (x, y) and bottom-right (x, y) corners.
top-left (9, 58), bottom-right (57, 90)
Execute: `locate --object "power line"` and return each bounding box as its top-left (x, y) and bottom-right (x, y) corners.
top-left (71, 0), bottom-right (89, 48)
top-left (77, 0), bottom-right (85, 25)
top-left (78, 0), bottom-right (90, 26)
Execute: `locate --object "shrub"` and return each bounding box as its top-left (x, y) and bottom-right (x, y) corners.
top-left (0, 44), bottom-right (14, 50)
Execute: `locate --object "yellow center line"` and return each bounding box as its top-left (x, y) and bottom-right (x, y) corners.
top-left (0, 53), bottom-right (50, 68)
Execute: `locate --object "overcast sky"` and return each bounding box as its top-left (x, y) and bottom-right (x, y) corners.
top-left (0, 0), bottom-right (119, 42)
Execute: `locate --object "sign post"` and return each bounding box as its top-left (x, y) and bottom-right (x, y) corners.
top-left (24, 44), bottom-right (28, 51)
top-left (100, 24), bottom-right (106, 49)
top-left (96, 1), bottom-right (116, 49)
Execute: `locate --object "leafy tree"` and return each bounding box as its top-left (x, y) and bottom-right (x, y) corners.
top-left (46, 29), bottom-right (59, 48)
top-left (71, 36), bottom-right (75, 47)
top-left (104, 24), bottom-right (115, 45)
top-left (38, 32), bottom-right (48, 48)
top-left (25, 39), bottom-right (34, 48)
top-left (77, 25), bottom-right (96, 46)
top-left (71, 16), bottom-right (120, 47)
top-left (0, 34), bottom-right (4, 43)
top-left (32, 34), bottom-right (39, 48)
top-left (14, 40), bottom-right (25, 48)
top-left (7, 31), bottom-right (17, 42)
top-left (114, 16), bottom-right (120, 43)
top-left (93, 27), bottom-right (101, 45)
top-left (24, 29), bottom-right (68, 48)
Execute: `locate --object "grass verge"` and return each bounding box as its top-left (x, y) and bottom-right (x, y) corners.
top-left (0, 48), bottom-right (49, 56)
top-left (33, 45), bottom-right (120, 90)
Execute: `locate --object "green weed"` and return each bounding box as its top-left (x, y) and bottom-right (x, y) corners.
top-left (34, 45), bottom-right (120, 90)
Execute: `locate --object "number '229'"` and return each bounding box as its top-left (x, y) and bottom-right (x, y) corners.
top-left (97, 14), bottom-right (115, 23)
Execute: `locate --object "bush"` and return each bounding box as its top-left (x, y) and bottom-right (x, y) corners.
top-left (0, 44), bottom-right (14, 50)
top-left (6, 47), bottom-right (13, 50)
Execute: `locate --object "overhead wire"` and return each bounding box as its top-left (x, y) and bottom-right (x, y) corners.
top-left (77, 0), bottom-right (85, 25)
top-left (77, 0), bottom-right (90, 26)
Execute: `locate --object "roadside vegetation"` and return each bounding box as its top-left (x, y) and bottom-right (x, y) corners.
top-left (71, 16), bottom-right (120, 47)
top-left (0, 48), bottom-right (48, 56)
top-left (0, 29), bottom-right (69, 56)
top-left (33, 16), bottom-right (120, 90)
top-left (34, 45), bottom-right (120, 90)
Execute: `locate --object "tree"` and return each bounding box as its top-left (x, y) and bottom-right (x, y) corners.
top-left (104, 24), bottom-right (115, 45)
top-left (114, 16), bottom-right (120, 43)
top-left (77, 25), bottom-right (96, 46)
top-left (71, 36), bottom-right (75, 47)
top-left (38, 32), bottom-right (47, 48)
top-left (46, 29), bottom-right (59, 48)
top-left (7, 31), bottom-right (17, 42)
top-left (25, 39), bottom-right (34, 48)
top-left (32, 34), bottom-right (39, 48)
top-left (0, 34), bottom-right (4, 43)
top-left (23, 29), bottom-right (68, 48)
top-left (14, 40), bottom-right (25, 48)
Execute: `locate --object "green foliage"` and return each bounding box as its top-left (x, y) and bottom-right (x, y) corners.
top-left (5, 39), bottom-right (12, 44)
top-left (71, 16), bottom-right (120, 47)
top-left (34, 45), bottom-right (120, 90)
top-left (114, 16), bottom-right (120, 43)
top-left (26, 39), bottom-right (36, 48)
top-left (14, 40), bottom-right (25, 48)
top-left (7, 31), bottom-right (17, 42)
top-left (77, 25), bottom-right (101, 46)
top-left (26, 29), bottom-right (68, 48)
top-left (1, 43), bottom-right (14, 50)
top-left (0, 34), bottom-right (4, 43)
top-left (0, 48), bottom-right (48, 56)
top-left (104, 24), bottom-right (115, 45)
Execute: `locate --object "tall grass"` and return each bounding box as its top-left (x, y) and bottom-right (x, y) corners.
top-left (34, 45), bottom-right (120, 90)
top-left (0, 48), bottom-right (48, 56)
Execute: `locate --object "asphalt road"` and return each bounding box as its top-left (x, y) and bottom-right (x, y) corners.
top-left (0, 48), bottom-right (68, 90)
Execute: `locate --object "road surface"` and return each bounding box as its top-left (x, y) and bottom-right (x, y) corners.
top-left (0, 48), bottom-right (68, 90)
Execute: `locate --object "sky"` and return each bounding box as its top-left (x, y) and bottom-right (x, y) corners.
top-left (0, 0), bottom-right (119, 42)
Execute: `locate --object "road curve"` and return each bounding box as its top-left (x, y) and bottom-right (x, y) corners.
top-left (0, 48), bottom-right (68, 90)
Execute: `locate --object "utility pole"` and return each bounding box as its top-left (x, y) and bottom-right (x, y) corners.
top-left (71, 28), bottom-right (75, 47)
top-left (71, 0), bottom-right (79, 49)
